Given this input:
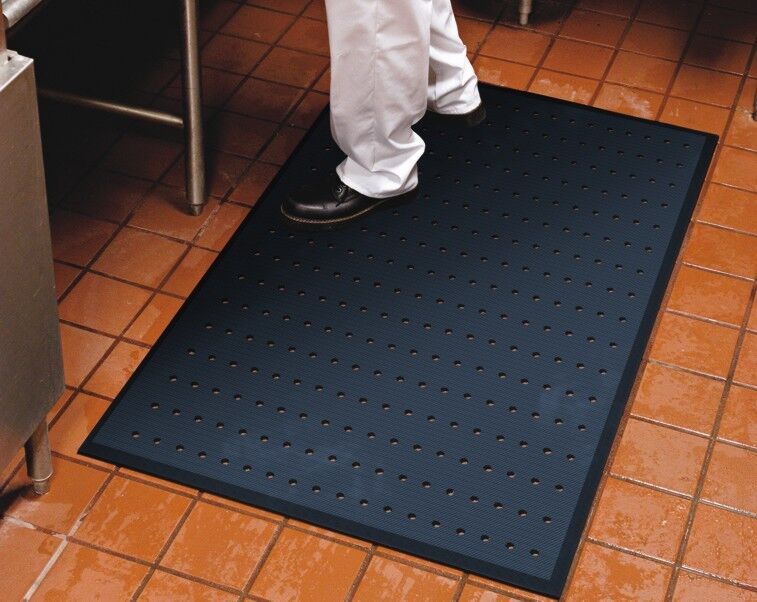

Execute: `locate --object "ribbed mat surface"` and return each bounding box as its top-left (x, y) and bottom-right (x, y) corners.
top-left (81, 85), bottom-right (716, 597)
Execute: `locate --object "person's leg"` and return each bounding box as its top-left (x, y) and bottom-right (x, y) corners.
top-left (325, 0), bottom-right (432, 198)
top-left (427, 0), bottom-right (481, 115)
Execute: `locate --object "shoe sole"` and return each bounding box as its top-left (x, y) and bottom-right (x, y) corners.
top-left (280, 187), bottom-right (419, 231)
top-left (429, 103), bottom-right (486, 128)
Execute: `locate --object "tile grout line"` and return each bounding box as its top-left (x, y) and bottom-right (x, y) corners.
top-left (587, 0), bottom-right (643, 107)
top-left (21, 470), bottom-right (118, 600)
top-left (239, 519), bottom-right (288, 599)
top-left (343, 543), bottom-right (377, 602)
top-left (128, 495), bottom-right (201, 601)
top-left (663, 279), bottom-right (757, 600)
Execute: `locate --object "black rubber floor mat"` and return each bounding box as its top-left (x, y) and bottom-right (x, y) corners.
top-left (81, 85), bottom-right (715, 597)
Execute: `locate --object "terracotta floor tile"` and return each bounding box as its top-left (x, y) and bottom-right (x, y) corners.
top-left (117, 469), bottom-right (198, 497)
top-left (84, 341), bottom-right (149, 399)
top-left (466, 576), bottom-right (553, 602)
top-left (712, 146), bottom-right (757, 193)
top-left (33, 542), bottom-right (148, 601)
top-left (250, 528), bottom-right (367, 601)
top-left (559, 9), bottom-right (628, 47)
top-left (670, 65), bottom-right (741, 108)
top-left (161, 502), bottom-right (277, 589)
top-left (0, 521), bottom-right (60, 601)
top-left (473, 56), bottom-right (535, 90)
top-left (660, 97), bottom-right (731, 136)
top-left (63, 170), bottom-right (153, 224)
top-left (128, 186), bottom-right (219, 242)
top-left (59, 323), bottom-right (114, 388)
top-left (139, 570), bottom-right (238, 601)
top-left (210, 111), bottom-right (278, 158)
top-left (314, 67), bottom-right (330, 93)
top-left (649, 312), bottom-right (740, 377)
top-left (733, 332), bottom-right (757, 387)
top-left (259, 125), bottom-right (307, 164)
top-left (542, 39), bottom-right (614, 79)
top-left (249, 0), bottom-right (310, 14)
top-left (605, 51), bottom-right (678, 93)
top-left (631, 362), bottom-right (723, 434)
top-left (198, 492), bottom-right (283, 523)
top-left (697, 183), bottom-right (757, 234)
top-left (673, 569), bottom-right (755, 601)
top-left (667, 265), bottom-right (752, 325)
top-left (227, 78), bottom-right (304, 122)
top-left (254, 47), bottom-right (328, 88)
top-left (374, 547), bottom-right (462, 577)
top-left (620, 22), bottom-right (690, 61)
top-left (725, 79), bottom-right (757, 152)
top-left (564, 542), bottom-right (672, 601)
top-left (635, 0), bottom-right (701, 30)
top-left (50, 210), bottom-right (118, 267)
top-left (589, 477), bottom-right (690, 560)
top-left (125, 293), bottom-right (184, 344)
top-left (58, 273), bottom-right (151, 336)
top-left (76, 476), bottom-right (191, 562)
top-left (697, 5), bottom-right (757, 44)
top-left (162, 247), bottom-right (218, 297)
top-left (198, 0), bottom-right (238, 32)
top-left (49, 392), bottom-right (110, 465)
top-left (228, 162), bottom-right (280, 206)
top-left (279, 17), bottom-right (330, 56)
top-left (718, 385), bottom-right (757, 447)
top-left (288, 519), bottom-right (371, 549)
top-left (724, 101), bottom-right (757, 151)
top-left (163, 67), bottom-right (243, 109)
top-left (196, 203), bottom-right (250, 251)
top-left (592, 83), bottom-right (664, 119)
top-left (352, 555), bottom-right (458, 602)
top-left (529, 69), bottom-right (599, 105)
top-left (221, 6), bottom-right (295, 43)
top-left (304, 0), bottom-right (326, 20)
top-left (92, 228), bottom-right (186, 288)
top-left (684, 34), bottom-right (752, 75)
top-left (202, 33), bottom-right (268, 75)
top-left (682, 504), bottom-right (756, 585)
top-left (458, 583), bottom-right (518, 602)
top-left (4, 457), bottom-right (108, 532)
top-left (575, 0), bottom-right (638, 17)
top-left (101, 134), bottom-right (182, 182)
top-left (53, 262), bottom-right (81, 299)
top-left (457, 17), bottom-right (493, 53)
top-left (683, 223), bottom-right (757, 279)
top-left (702, 442), bottom-right (757, 513)
top-left (611, 418), bottom-right (708, 494)
top-left (480, 26), bottom-right (551, 66)
top-left (162, 151), bottom-right (251, 199)
top-left (287, 91), bottom-right (329, 129)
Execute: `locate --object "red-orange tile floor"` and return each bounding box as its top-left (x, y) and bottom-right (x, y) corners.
top-left (1, 0), bottom-right (755, 599)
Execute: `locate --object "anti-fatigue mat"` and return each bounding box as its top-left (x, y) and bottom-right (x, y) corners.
top-left (81, 85), bottom-right (715, 597)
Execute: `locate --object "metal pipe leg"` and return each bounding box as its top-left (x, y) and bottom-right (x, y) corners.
top-left (519, 0), bottom-right (533, 25)
top-left (24, 420), bottom-right (53, 495)
top-left (181, 0), bottom-right (206, 216)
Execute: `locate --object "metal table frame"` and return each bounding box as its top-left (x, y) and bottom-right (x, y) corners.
top-left (4, 0), bottom-right (206, 215)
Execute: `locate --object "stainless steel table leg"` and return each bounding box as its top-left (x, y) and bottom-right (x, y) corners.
top-left (24, 420), bottom-right (53, 495)
top-left (181, 0), bottom-right (206, 216)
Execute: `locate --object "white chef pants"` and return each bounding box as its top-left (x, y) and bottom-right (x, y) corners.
top-left (325, 0), bottom-right (481, 198)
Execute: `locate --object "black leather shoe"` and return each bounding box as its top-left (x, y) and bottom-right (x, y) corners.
top-left (430, 102), bottom-right (486, 127)
top-left (281, 175), bottom-right (418, 230)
